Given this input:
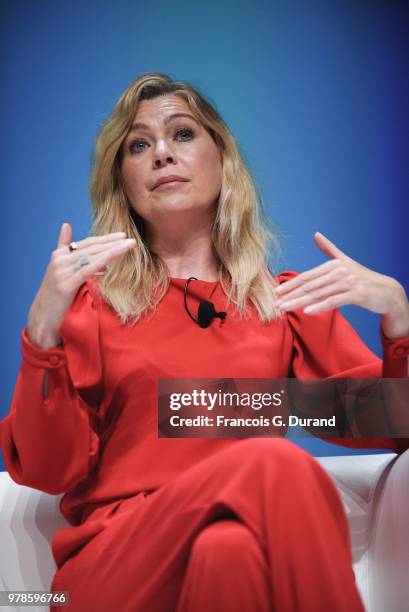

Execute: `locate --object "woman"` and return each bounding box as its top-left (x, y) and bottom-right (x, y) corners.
top-left (1, 72), bottom-right (408, 612)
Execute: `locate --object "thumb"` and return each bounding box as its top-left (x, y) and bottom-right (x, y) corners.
top-left (57, 222), bottom-right (72, 248)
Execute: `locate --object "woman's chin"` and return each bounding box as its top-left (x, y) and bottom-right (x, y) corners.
top-left (153, 200), bottom-right (212, 216)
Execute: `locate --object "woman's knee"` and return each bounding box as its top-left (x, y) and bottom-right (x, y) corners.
top-left (233, 438), bottom-right (332, 494)
top-left (190, 520), bottom-right (260, 565)
top-left (236, 437), bottom-right (313, 469)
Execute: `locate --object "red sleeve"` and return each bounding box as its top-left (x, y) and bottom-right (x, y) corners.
top-left (0, 281), bottom-right (103, 494)
top-left (279, 270), bottom-right (409, 454)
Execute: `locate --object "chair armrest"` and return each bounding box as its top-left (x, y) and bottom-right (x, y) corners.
top-left (0, 471), bottom-right (69, 596)
top-left (368, 448), bottom-right (409, 612)
top-left (316, 453), bottom-right (399, 612)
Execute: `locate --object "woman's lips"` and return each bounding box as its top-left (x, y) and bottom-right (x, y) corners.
top-left (153, 179), bottom-right (189, 190)
top-left (152, 175), bottom-right (189, 190)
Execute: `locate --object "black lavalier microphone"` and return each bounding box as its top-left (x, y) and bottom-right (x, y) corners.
top-left (183, 277), bottom-right (227, 328)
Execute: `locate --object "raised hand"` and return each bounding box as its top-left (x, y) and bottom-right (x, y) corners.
top-left (274, 232), bottom-right (409, 339)
top-left (26, 223), bottom-right (136, 349)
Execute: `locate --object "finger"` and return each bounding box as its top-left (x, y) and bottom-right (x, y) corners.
top-left (59, 232), bottom-right (126, 252)
top-left (314, 231), bottom-right (350, 262)
top-left (274, 260), bottom-right (338, 296)
top-left (303, 291), bottom-right (353, 314)
top-left (93, 266), bottom-right (108, 276)
top-left (277, 280), bottom-right (349, 311)
top-left (276, 268), bottom-right (343, 304)
top-left (71, 239), bottom-right (136, 281)
top-left (58, 234), bottom-right (131, 261)
top-left (57, 222), bottom-right (72, 248)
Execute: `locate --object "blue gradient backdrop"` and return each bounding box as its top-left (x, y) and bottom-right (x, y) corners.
top-left (1, 1), bottom-right (408, 469)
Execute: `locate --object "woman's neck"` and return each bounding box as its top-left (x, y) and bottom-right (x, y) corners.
top-left (146, 221), bottom-right (219, 281)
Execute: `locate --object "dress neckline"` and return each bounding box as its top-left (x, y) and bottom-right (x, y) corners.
top-left (170, 277), bottom-right (219, 285)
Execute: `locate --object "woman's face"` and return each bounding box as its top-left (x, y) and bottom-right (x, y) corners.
top-left (119, 95), bottom-right (223, 228)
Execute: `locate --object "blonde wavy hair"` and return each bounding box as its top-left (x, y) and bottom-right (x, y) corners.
top-left (90, 72), bottom-right (281, 324)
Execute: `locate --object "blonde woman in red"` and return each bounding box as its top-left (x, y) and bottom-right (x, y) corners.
top-left (1, 73), bottom-right (408, 612)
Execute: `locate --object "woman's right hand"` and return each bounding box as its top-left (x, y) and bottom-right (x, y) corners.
top-left (26, 222), bottom-right (136, 349)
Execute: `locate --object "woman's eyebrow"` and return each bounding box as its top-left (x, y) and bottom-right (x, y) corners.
top-left (129, 113), bottom-right (200, 133)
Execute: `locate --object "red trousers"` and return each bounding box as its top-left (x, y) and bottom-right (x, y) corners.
top-left (50, 439), bottom-right (364, 611)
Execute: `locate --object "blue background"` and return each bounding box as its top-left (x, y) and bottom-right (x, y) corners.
top-left (1, 1), bottom-right (408, 469)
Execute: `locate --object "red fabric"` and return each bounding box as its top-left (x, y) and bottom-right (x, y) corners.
top-left (0, 269), bottom-right (408, 610)
top-left (49, 439), bottom-right (365, 611)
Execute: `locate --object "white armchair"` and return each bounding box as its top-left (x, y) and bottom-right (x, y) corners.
top-left (1, 451), bottom-right (408, 612)
top-left (316, 452), bottom-right (409, 612)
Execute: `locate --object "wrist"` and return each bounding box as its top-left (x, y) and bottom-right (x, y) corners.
top-left (381, 284), bottom-right (409, 339)
top-left (26, 320), bottom-right (62, 350)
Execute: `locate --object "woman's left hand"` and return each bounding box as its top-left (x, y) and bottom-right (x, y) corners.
top-left (274, 232), bottom-right (409, 339)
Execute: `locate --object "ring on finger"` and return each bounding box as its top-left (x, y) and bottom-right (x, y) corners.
top-left (68, 241), bottom-right (78, 252)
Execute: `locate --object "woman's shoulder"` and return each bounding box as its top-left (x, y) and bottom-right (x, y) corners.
top-left (59, 277), bottom-right (104, 339)
top-left (71, 276), bottom-right (104, 309)
top-left (272, 269), bottom-right (300, 285)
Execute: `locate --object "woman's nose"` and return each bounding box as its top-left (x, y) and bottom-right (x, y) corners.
top-left (154, 155), bottom-right (174, 168)
top-left (153, 141), bottom-right (176, 168)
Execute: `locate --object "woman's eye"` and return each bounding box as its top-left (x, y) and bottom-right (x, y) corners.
top-left (175, 128), bottom-right (194, 141)
top-left (128, 128), bottom-right (193, 154)
top-left (129, 140), bottom-right (148, 154)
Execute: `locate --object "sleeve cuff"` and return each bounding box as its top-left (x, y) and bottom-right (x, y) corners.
top-left (21, 327), bottom-right (67, 369)
top-left (380, 325), bottom-right (409, 358)
top-left (380, 324), bottom-right (409, 377)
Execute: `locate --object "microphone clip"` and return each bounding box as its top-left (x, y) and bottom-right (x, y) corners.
top-left (184, 277), bottom-right (227, 328)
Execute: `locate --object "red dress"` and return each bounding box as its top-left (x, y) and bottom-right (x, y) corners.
top-left (1, 271), bottom-right (408, 611)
